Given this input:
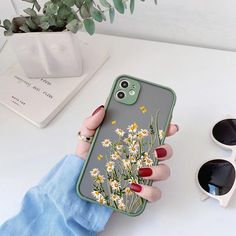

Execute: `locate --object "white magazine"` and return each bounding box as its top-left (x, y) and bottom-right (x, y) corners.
top-left (0, 40), bottom-right (109, 128)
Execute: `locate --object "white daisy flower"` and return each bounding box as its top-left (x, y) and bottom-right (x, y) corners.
top-left (95, 174), bottom-right (105, 184)
top-left (136, 160), bottom-right (143, 169)
top-left (118, 201), bottom-right (126, 210)
top-left (144, 157), bottom-right (154, 167)
top-left (124, 187), bottom-right (133, 196)
top-left (102, 139), bottom-right (111, 147)
top-left (91, 191), bottom-right (102, 199)
top-left (115, 128), bottom-right (125, 137)
top-left (106, 161), bottom-right (115, 172)
top-left (127, 122), bottom-right (138, 133)
top-left (122, 159), bottom-right (131, 169)
top-left (129, 156), bottom-right (136, 163)
top-left (141, 152), bottom-right (149, 159)
top-left (128, 133), bottom-right (137, 140)
top-left (90, 168), bottom-right (100, 177)
top-left (110, 180), bottom-right (121, 191)
top-left (129, 144), bottom-right (139, 154)
top-left (141, 129), bottom-right (149, 137)
top-left (110, 151), bottom-right (120, 160)
top-left (110, 194), bottom-right (120, 202)
top-left (123, 137), bottom-right (132, 144)
top-left (97, 195), bottom-right (106, 205)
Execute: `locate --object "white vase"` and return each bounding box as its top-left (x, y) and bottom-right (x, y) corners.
top-left (7, 31), bottom-right (83, 78)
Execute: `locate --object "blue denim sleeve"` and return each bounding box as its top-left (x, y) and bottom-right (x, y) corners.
top-left (0, 154), bottom-right (113, 236)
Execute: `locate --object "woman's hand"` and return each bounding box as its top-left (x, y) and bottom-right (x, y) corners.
top-left (75, 105), bottom-right (179, 203)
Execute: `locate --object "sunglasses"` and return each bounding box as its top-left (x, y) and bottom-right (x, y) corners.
top-left (197, 118), bottom-right (236, 207)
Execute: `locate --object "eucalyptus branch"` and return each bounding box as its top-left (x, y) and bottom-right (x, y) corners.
top-left (0, 0), bottom-right (156, 36)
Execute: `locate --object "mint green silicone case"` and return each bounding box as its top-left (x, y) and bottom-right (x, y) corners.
top-left (76, 75), bottom-right (176, 216)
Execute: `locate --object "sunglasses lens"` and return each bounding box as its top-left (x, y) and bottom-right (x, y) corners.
top-left (212, 119), bottom-right (236, 146)
top-left (198, 159), bottom-right (235, 195)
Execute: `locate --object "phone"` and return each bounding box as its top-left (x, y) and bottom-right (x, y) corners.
top-left (76, 75), bottom-right (176, 216)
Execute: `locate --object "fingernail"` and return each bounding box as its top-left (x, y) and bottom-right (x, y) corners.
top-left (92, 105), bottom-right (104, 116)
top-left (130, 183), bottom-right (142, 193)
top-left (174, 124), bottom-right (179, 132)
top-left (155, 147), bottom-right (167, 159)
top-left (138, 167), bottom-right (153, 177)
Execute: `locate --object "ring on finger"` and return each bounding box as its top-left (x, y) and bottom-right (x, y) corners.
top-left (77, 131), bottom-right (93, 144)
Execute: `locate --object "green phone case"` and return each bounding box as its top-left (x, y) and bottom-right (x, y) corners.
top-left (76, 75), bottom-right (176, 216)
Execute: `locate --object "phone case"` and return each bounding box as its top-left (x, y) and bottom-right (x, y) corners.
top-left (76, 75), bottom-right (176, 216)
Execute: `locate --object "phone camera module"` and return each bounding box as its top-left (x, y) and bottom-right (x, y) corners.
top-left (120, 80), bottom-right (129, 88)
top-left (116, 91), bottom-right (125, 99)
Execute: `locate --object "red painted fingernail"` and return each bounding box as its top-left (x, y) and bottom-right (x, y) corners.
top-left (155, 147), bottom-right (167, 158)
top-left (138, 167), bottom-right (153, 177)
top-left (130, 183), bottom-right (142, 193)
top-left (92, 105), bottom-right (104, 116)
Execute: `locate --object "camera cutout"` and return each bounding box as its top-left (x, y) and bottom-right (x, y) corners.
top-left (116, 90), bottom-right (126, 99)
top-left (120, 80), bottom-right (129, 88)
top-left (114, 77), bottom-right (141, 105)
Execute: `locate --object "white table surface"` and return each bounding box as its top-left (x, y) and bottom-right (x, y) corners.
top-left (1, 33), bottom-right (236, 236)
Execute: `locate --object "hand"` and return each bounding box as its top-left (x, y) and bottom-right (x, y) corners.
top-left (75, 105), bottom-right (179, 203)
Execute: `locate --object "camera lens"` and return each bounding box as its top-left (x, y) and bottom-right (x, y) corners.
top-left (120, 80), bottom-right (129, 88)
top-left (116, 91), bottom-right (125, 99)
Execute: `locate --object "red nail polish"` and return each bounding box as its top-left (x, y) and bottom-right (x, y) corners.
top-left (155, 147), bottom-right (167, 158)
top-left (92, 105), bottom-right (104, 116)
top-left (138, 168), bottom-right (153, 177)
top-left (130, 183), bottom-right (142, 193)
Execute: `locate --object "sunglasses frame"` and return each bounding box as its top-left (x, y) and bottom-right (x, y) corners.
top-left (196, 118), bottom-right (236, 207)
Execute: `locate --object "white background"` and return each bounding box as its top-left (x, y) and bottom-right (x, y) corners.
top-left (12, 0), bottom-right (236, 51)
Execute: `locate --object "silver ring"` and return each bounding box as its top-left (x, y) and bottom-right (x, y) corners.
top-left (77, 131), bottom-right (93, 144)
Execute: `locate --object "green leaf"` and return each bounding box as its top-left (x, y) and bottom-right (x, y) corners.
top-left (109, 7), bottom-right (115, 23)
top-left (23, 8), bottom-right (37, 17)
top-left (62, 0), bottom-right (75, 7)
top-left (46, 3), bottom-right (59, 15)
top-left (67, 12), bottom-right (77, 22)
top-left (99, 0), bottom-right (111, 8)
top-left (97, 5), bottom-right (106, 21)
top-left (40, 21), bottom-right (50, 30)
top-left (34, 1), bottom-right (41, 11)
top-left (56, 18), bottom-right (66, 27)
top-left (130, 0), bottom-right (134, 14)
top-left (48, 15), bottom-right (57, 26)
top-left (3, 19), bottom-right (12, 30)
top-left (66, 19), bottom-right (80, 33)
top-left (58, 4), bottom-right (72, 19)
top-left (25, 18), bottom-right (38, 30)
top-left (19, 24), bottom-right (30, 32)
top-left (75, 0), bottom-right (83, 8)
top-left (90, 6), bottom-right (103, 22)
top-left (83, 18), bottom-right (95, 35)
top-left (80, 5), bottom-right (90, 19)
top-left (113, 0), bottom-right (124, 14)
top-left (40, 15), bottom-right (50, 23)
top-left (85, 0), bottom-right (92, 5)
